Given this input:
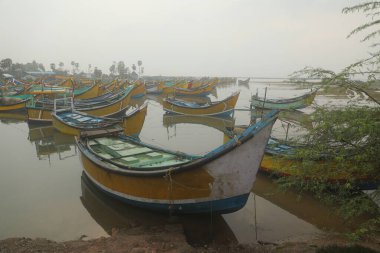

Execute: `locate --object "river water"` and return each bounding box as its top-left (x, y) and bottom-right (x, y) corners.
top-left (0, 79), bottom-right (375, 245)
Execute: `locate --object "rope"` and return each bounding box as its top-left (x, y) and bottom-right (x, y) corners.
top-left (165, 167), bottom-right (174, 213)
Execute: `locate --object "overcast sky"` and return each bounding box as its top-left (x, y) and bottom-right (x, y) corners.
top-left (0, 0), bottom-right (369, 77)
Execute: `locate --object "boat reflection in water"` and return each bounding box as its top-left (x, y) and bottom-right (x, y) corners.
top-left (0, 112), bottom-right (27, 124)
top-left (162, 115), bottom-right (362, 242)
top-left (80, 172), bottom-right (238, 246)
top-left (27, 125), bottom-right (77, 160)
top-left (163, 114), bottom-right (235, 133)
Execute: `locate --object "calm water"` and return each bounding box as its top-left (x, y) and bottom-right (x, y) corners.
top-left (0, 79), bottom-right (373, 244)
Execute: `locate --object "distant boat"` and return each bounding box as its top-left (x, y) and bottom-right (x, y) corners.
top-left (52, 98), bottom-right (147, 136)
top-left (27, 85), bottom-right (135, 124)
top-left (251, 89), bottom-right (317, 110)
top-left (162, 91), bottom-right (240, 117)
top-left (0, 94), bottom-right (32, 112)
top-left (237, 78), bottom-right (250, 86)
top-left (76, 110), bottom-right (279, 214)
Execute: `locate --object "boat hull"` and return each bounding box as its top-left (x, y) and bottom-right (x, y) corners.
top-left (74, 84), bottom-right (100, 99)
top-left (78, 115), bottom-right (276, 214)
top-left (251, 90), bottom-right (317, 110)
top-left (0, 98), bottom-right (30, 112)
top-left (162, 92), bottom-right (239, 116)
top-left (27, 88), bottom-right (133, 124)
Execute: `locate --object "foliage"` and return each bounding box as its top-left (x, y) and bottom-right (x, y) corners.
top-left (117, 61), bottom-right (125, 77)
top-left (284, 1), bottom-right (380, 240)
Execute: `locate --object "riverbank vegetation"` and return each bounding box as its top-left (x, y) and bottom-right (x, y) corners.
top-left (281, 1), bottom-right (380, 240)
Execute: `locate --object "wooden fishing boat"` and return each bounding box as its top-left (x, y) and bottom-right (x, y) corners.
top-left (73, 83), bottom-right (100, 99)
top-left (260, 138), bottom-right (380, 190)
top-left (76, 110), bottom-right (278, 214)
top-left (146, 81), bottom-right (164, 94)
top-left (173, 82), bottom-right (215, 97)
top-left (52, 100), bottom-right (147, 136)
top-left (238, 78), bottom-right (250, 86)
top-left (0, 83), bottom-right (26, 96)
top-left (98, 80), bottom-right (121, 96)
top-left (27, 85), bottom-right (135, 124)
top-left (129, 80), bottom-right (146, 98)
top-left (251, 89), bottom-right (318, 110)
top-left (162, 92), bottom-right (239, 117)
top-left (59, 79), bottom-right (101, 99)
top-left (0, 94), bottom-right (33, 112)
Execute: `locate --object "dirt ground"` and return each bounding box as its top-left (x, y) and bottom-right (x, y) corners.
top-left (1, 225), bottom-right (380, 253)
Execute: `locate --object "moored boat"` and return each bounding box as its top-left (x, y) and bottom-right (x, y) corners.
top-left (173, 82), bottom-right (215, 97)
top-left (162, 91), bottom-right (240, 116)
top-left (52, 99), bottom-right (148, 136)
top-left (27, 85), bottom-right (135, 124)
top-left (76, 110), bottom-right (279, 214)
top-left (238, 78), bottom-right (250, 86)
top-left (0, 94), bottom-right (33, 112)
top-left (251, 89), bottom-right (318, 110)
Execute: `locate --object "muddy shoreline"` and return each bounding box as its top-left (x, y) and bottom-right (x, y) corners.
top-left (1, 225), bottom-right (380, 253)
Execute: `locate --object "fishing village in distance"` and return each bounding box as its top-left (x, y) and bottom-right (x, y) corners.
top-left (1, 1), bottom-right (380, 253)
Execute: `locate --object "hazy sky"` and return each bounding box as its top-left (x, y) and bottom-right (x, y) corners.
top-left (0, 0), bottom-right (369, 77)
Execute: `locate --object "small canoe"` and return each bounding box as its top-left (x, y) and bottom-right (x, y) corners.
top-left (129, 81), bottom-right (146, 99)
top-left (0, 94), bottom-right (32, 112)
top-left (52, 101), bottom-right (147, 136)
top-left (238, 78), bottom-right (250, 86)
top-left (251, 89), bottom-right (317, 110)
top-left (76, 110), bottom-right (278, 214)
top-left (162, 91), bottom-right (240, 116)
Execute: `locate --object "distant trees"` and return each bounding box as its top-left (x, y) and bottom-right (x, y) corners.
top-left (0, 58), bottom-right (47, 78)
top-left (50, 63), bottom-right (56, 72)
top-left (93, 67), bottom-right (102, 79)
top-left (0, 58), bottom-right (12, 72)
top-left (59, 62), bottom-right (64, 70)
top-left (109, 62), bottom-right (116, 76)
top-left (117, 61), bottom-right (126, 77)
top-left (0, 58), bottom-right (145, 80)
top-left (138, 60), bottom-right (142, 75)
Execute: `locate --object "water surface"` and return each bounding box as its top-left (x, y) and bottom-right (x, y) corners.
top-left (0, 79), bottom-right (374, 244)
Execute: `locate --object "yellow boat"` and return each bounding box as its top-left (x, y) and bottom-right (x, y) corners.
top-left (162, 91), bottom-right (239, 116)
top-left (59, 79), bottom-right (101, 99)
top-left (51, 102), bottom-right (147, 136)
top-left (76, 110), bottom-right (279, 214)
top-left (128, 80), bottom-right (146, 98)
top-left (27, 85), bottom-right (135, 124)
top-left (0, 94), bottom-right (32, 112)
